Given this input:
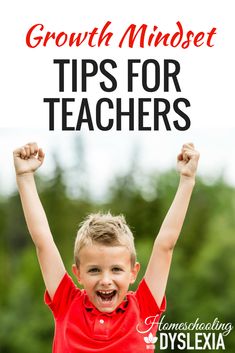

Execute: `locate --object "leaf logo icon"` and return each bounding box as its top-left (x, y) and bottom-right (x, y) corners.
top-left (144, 333), bottom-right (158, 344)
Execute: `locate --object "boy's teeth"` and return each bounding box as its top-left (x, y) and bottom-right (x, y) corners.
top-left (96, 290), bottom-right (117, 298)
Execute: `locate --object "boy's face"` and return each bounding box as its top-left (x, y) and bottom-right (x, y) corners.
top-left (72, 244), bottom-right (140, 313)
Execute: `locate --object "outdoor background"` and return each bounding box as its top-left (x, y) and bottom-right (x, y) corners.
top-left (1, 0), bottom-right (235, 352)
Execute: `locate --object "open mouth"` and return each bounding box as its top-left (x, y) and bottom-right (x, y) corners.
top-left (96, 290), bottom-right (117, 302)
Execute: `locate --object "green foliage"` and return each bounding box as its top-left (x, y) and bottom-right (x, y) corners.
top-left (0, 148), bottom-right (234, 352)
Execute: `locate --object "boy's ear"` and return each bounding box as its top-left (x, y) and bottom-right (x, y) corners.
top-left (72, 264), bottom-right (82, 284)
top-left (130, 262), bottom-right (141, 284)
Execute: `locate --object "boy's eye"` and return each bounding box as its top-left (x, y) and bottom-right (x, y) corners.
top-left (88, 268), bottom-right (100, 273)
top-left (112, 267), bottom-right (123, 272)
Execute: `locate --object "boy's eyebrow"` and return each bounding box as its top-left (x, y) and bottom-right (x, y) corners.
top-left (85, 263), bottom-right (125, 268)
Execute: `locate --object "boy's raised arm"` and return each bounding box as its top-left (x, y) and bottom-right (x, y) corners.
top-left (13, 142), bottom-right (66, 299)
top-left (144, 143), bottom-right (200, 308)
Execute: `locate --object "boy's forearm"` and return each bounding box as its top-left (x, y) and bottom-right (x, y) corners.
top-left (156, 175), bottom-right (195, 249)
top-left (16, 173), bottom-right (53, 249)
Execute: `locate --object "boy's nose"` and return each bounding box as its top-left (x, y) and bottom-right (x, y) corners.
top-left (100, 273), bottom-right (112, 286)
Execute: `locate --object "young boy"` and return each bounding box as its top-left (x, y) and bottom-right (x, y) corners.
top-left (13, 142), bottom-right (199, 353)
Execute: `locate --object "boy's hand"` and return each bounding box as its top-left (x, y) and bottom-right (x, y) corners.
top-left (177, 143), bottom-right (200, 179)
top-left (13, 142), bottom-right (45, 176)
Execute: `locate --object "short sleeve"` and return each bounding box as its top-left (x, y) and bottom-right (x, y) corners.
top-left (44, 273), bottom-right (80, 319)
top-left (135, 278), bottom-right (166, 321)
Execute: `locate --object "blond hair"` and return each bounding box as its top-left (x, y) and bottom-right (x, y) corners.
top-left (74, 212), bottom-right (136, 268)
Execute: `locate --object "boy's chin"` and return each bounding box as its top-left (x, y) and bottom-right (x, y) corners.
top-left (98, 306), bottom-right (117, 313)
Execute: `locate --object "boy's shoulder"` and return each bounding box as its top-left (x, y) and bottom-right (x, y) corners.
top-left (44, 273), bottom-right (82, 315)
top-left (130, 279), bottom-right (166, 316)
